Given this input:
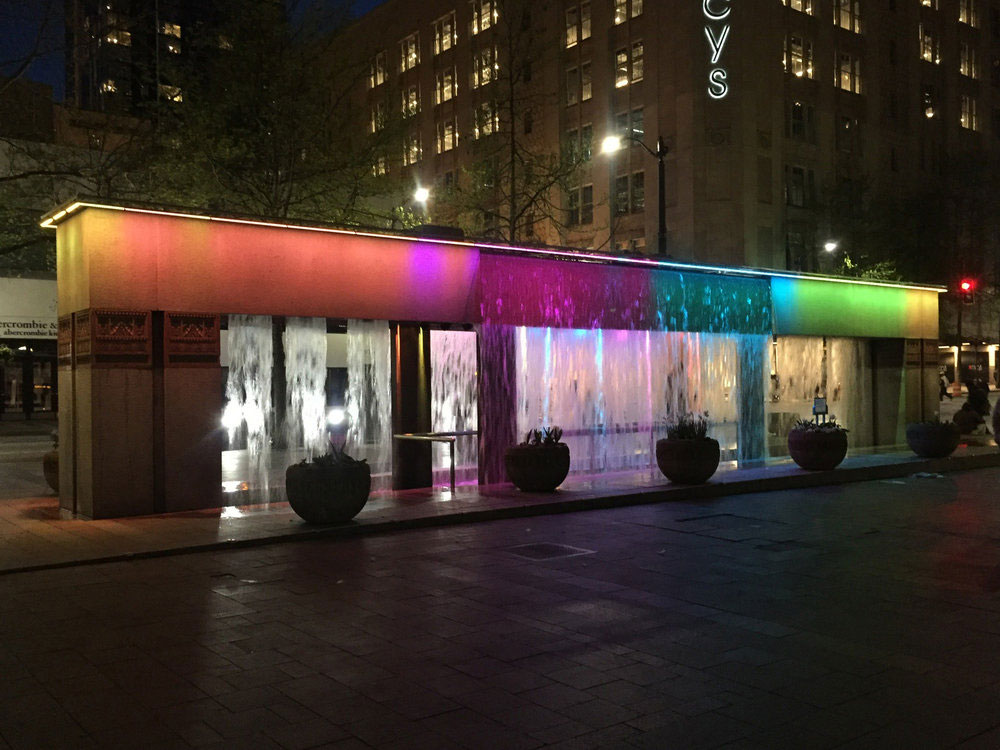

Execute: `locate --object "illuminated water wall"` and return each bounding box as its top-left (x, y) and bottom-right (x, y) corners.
top-left (345, 319), bottom-right (392, 489)
top-left (283, 317), bottom-right (328, 457)
top-left (430, 329), bottom-right (478, 484)
top-left (224, 315), bottom-right (274, 499)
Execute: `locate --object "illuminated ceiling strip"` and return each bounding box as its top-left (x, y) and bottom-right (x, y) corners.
top-left (40, 201), bottom-right (946, 293)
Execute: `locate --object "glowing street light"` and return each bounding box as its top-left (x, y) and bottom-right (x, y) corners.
top-left (413, 186), bottom-right (430, 203)
top-left (601, 135), bottom-right (623, 155)
top-left (823, 241), bottom-right (839, 253)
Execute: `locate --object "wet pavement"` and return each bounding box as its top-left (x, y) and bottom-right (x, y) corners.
top-left (2, 468), bottom-right (1000, 748)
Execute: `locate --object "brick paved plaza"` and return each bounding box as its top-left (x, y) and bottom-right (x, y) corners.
top-left (2, 468), bottom-right (1000, 749)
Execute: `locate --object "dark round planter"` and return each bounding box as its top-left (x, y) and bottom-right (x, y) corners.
top-left (42, 450), bottom-right (59, 493)
top-left (787, 428), bottom-right (848, 471)
top-left (905, 422), bottom-right (961, 458)
top-left (285, 461), bottom-right (371, 524)
top-left (504, 443), bottom-right (570, 492)
top-left (655, 438), bottom-right (720, 484)
top-left (993, 408), bottom-right (1000, 445)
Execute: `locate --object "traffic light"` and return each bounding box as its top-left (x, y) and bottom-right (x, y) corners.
top-left (960, 278), bottom-right (976, 304)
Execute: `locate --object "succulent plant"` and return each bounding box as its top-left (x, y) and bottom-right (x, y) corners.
top-left (522, 426), bottom-right (564, 446)
top-left (666, 412), bottom-right (710, 440)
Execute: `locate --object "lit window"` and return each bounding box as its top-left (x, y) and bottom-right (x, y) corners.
top-left (835, 51), bottom-right (862, 93)
top-left (632, 0), bottom-right (643, 17)
top-left (568, 184), bottom-right (594, 225)
top-left (403, 134), bottom-right (422, 165)
top-left (959, 0), bottom-right (977, 24)
top-left (372, 156), bottom-right (387, 176)
top-left (435, 68), bottom-right (457, 103)
top-left (582, 61), bottom-right (592, 100)
top-left (165, 38), bottom-right (181, 54)
top-left (614, 175), bottom-right (628, 215)
top-left (836, 116), bottom-right (860, 152)
top-left (921, 0), bottom-right (938, 7)
top-left (786, 100), bottom-right (816, 142)
top-left (436, 119), bottom-right (458, 152)
top-left (615, 49), bottom-right (629, 88)
top-left (369, 52), bottom-right (387, 88)
top-left (785, 35), bottom-right (814, 79)
top-left (960, 43), bottom-right (978, 77)
top-left (919, 24), bottom-right (940, 64)
top-left (160, 22), bottom-right (181, 38)
top-left (632, 41), bottom-right (643, 82)
top-left (103, 11), bottom-right (131, 46)
top-left (100, 79), bottom-right (117, 94)
top-left (400, 33), bottom-right (419, 72)
top-left (631, 171), bottom-right (645, 212)
top-left (923, 85), bottom-right (937, 118)
top-left (582, 3), bottom-right (591, 40)
top-left (473, 46), bottom-right (497, 87)
top-left (961, 95), bottom-right (978, 129)
top-left (471, 0), bottom-right (497, 34)
top-left (783, 0), bottom-right (813, 14)
top-left (474, 102), bottom-right (498, 137)
top-left (614, 0), bottom-right (627, 24)
top-left (402, 85), bottom-right (419, 116)
top-left (434, 12), bottom-right (457, 54)
top-left (370, 102), bottom-right (386, 133)
top-left (159, 84), bottom-right (182, 102)
top-left (581, 123), bottom-right (593, 160)
top-left (218, 35), bottom-right (233, 50)
top-left (566, 7), bottom-right (579, 47)
top-left (834, 0), bottom-right (861, 33)
top-left (631, 106), bottom-right (644, 136)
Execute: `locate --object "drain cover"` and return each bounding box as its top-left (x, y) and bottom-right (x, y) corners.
top-left (507, 543), bottom-right (595, 560)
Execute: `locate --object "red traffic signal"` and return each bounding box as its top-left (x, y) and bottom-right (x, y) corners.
top-left (960, 278), bottom-right (976, 303)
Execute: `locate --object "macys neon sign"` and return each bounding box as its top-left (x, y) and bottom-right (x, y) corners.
top-left (703, 0), bottom-right (731, 99)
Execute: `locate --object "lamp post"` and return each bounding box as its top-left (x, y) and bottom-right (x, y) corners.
top-left (601, 132), bottom-right (668, 255)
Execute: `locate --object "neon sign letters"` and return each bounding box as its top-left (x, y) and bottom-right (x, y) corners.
top-left (703, 0), bottom-right (731, 99)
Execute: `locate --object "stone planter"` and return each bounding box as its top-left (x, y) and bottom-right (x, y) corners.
top-left (787, 428), bottom-right (848, 471)
top-left (42, 450), bottom-right (59, 493)
top-left (905, 422), bottom-right (961, 458)
top-left (285, 460), bottom-right (371, 524)
top-left (655, 438), bottom-right (720, 484)
top-left (504, 443), bottom-right (570, 492)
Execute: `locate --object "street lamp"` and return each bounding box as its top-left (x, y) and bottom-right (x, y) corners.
top-left (823, 240), bottom-right (839, 253)
top-left (601, 131), bottom-right (669, 255)
top-left (413, 186), bottom-right (430, 204)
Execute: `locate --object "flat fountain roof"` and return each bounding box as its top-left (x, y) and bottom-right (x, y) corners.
top-left (41, 198), bottom-right (946, 294)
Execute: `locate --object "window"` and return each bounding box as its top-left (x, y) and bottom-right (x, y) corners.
top-left (614, 176), bottom-right (629, 214)
top-left (100, 79), bottom-right (117, 94)
top-left (566, 6), bottom-right (579, 47)
top-left (581, 123), bottom-right (593, 159)
top-left (631, 106), bottom-right (644, 136)
top-left (921, 0), bottom-right (939, 7)
top-left (613, 172), bottom-right (644, 214)
top-left (784, 165), bottom-right (814, 207)
top-left (614, 0), bottom-right (627, 24)
top-left (473, 46), bottom-right (497, 87)
top-left (159, 84), bottom-right (182, 102)
top-left (369, 52), bottom-right (387, 88)
top-left (160, 22), bottom-right (181, 38)
top-left (783, 0), bottom-right (813, 14)
top-left (434, 13), bottom-right (457, 54)
top-left (566, 67), bottom-right (579, 105)
top-left (370, 102), bottom-right (386, 133)
top-left (402, 85), bottom-right (419, 116)
top-left (372, 156), bottom-right (387, 176)
top-left (103, 11), bottom-right (131, 46)
top-left (836, 116), bottom-right (861, 152)
top-left (919, 24), bottom-right (940, 64)
top-left (785, 35), bottom-right (815, 78)
top-left (471, 0), bottom-right (496, 34)
top-left (786, 101), bottom-right (816, 142)
top-left (475, 102), bottom-right (498, 137)
top-left (923, 85), bottom-right (937, 118)
top-left (961, 43), bottom-right (978, 77)
top-left (834, 0), bottom-right (861, 32)
top-left (615, 43), bottom-right (642, 87)
top-left (403, 134), bottom-right (422, 165)
top-left (400, 33), bottom-right (419, 72)
top-left (582, 62), bottom-right (592, 100)
top-left (631, 172), bottom-right (645, 211)
top-left (961, 95), bottom-right (978, 129)
top-left (582, 3), bottom-right (591, 39)
top-left (568, 185), bottom-right (594, 224)
top-left (435, 68), bottom-right (457, 103)
top-left (436, 119), bottom-right (457, 152)
top-left (959, 0), bottom-right (978, 25)
top-left (836, 52), bottom-right (862, 93)
top-left (632, 0), bottom-right (643, 17)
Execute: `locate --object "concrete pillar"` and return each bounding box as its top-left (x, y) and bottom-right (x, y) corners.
top-left (391, 323), bottom-right (432, 489)
top-left (477, 323), bottom-right (517, 485)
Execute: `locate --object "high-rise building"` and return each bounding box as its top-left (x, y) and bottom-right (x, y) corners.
top-left (347, 0), bottom-right (1000, 271)
top-left (64, 0), bottom-right (231, 113)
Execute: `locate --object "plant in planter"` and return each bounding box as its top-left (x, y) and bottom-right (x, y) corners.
top-left (655, 412), bottom-right (720, 484)
top-left (787, 418), bottom-right (849, 471)
top-left (505, 426), bottom-right (570, 492)
top-left (906, 420), bottom-right (961, 458)
top-left (285, 443), bottom-right (371, 524)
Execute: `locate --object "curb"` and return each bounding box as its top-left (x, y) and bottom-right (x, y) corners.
top-left (1, 449), bottom-right (997, 577)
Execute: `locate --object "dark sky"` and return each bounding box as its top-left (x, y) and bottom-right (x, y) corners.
top-left (0, 0), bottom-right (386, 102)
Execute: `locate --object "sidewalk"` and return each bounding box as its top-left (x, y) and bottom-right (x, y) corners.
top-left (1, 441), bottom-right (998, 576)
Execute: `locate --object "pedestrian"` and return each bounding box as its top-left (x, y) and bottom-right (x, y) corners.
top-left (940, 371), bottom-right (952, 401)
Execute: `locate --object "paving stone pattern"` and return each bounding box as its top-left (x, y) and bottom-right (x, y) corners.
top-left (2, 469), bottom-right (1000, 749)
